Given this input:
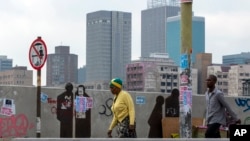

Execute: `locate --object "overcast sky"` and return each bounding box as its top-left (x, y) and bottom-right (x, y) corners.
top-left (1, 0), bottom-right (250, 85)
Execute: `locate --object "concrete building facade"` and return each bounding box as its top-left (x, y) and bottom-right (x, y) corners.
top-left (207, 65), bottom-right (230, 95)
top-left (207, 64), bottom-right (250, 96)
top-left (141, 1), bottom-right (180, 57)
top-left (126, 53), bottom-right (198, 95)
top-left (0, 66), bottom-right (33, 86)
top-left (86, 10), bottom-right (131, 84)
top-left (126, 53), bottom-right (179, 94)
top-left (228, 64), bottom-right (250, 96)
top-left (194, 53), bottom-right (212, 94)
top-left (46, 46), bottom-right (78, 87)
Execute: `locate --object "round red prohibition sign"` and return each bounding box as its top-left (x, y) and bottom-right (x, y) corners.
top-left (29, 37), bottom-right (48, 70)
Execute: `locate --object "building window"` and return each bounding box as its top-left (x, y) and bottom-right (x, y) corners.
top-left (173, 83), bottom-right (177, 86)
top-left (223, 82), bottom-right (228, 86)
top-left (167, 82), bottom-right (171, 86)
top-left (162, 74), bottom-right (166, 79)
top-left (167, 89), bottom-right (171, 93)
top-left (161, 82), bottom-right (165, 86)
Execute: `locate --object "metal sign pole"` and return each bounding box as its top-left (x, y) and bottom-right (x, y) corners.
top-left (29, 36), bottom-right (47, 138)
top-left (36, 69), bottom-right (41, 137)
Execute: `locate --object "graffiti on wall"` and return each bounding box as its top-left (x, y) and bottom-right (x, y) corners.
top-left (235, 98), bottom-right (250, 112)
top-left (98, 98), bottom-right (113, 116)
top-left (244, 117), bottom-right (250, 124)
top-left (0, 114), bottom-right (34, 138)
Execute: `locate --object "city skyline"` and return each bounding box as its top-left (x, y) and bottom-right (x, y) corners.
top-left (1, 0), bottom-right (250, 85)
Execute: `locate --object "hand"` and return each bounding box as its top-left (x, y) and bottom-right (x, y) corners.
top-left (129, 125), bottom-right (135, 132)
top-left (107, 130), bottom-right (112, 138)
top-left (235, 119), bottom-right (241, 124)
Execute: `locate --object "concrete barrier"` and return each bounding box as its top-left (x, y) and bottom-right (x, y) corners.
top-left (0, 85), bottom-right (248, 138)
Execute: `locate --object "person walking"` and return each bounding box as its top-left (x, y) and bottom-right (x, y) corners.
top-left (205, 74), bottom-right (241, 138)
top-left (107, 78), bottom-right (137, 138)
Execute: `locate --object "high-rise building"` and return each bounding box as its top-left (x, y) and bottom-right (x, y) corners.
top-left (141, 0), bottom-right (180, 57)
top-left (166, 13), bottom-right (205, 66)
top-left (194, 53), bottom-right (212, 94)
top-left (0, 55), bottom-right (13, 71)
top-left (46, 46), bottom-right (78, 87)
top-left (78, 65), bottom-right (86, 84)
top-left (223, 52), bottom-right (250, 65)
top-left (86, 10), bottom-right (131, 85)
top-left (0, 66), bottom-right (33, 86)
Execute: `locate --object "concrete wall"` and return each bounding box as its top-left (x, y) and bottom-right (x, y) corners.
top-left (0, 85), bottom-right (249, 138)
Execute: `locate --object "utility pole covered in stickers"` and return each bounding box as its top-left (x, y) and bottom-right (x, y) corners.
top-left (179, 0), bottom-right (193, 138)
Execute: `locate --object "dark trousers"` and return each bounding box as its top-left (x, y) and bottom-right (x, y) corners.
top-left (205, 123), bottom-right (221, 138)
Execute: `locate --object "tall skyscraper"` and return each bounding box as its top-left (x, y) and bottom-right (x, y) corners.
top-left (0, 55), bottom-right (12, 71)
top-left (46, 46), bottom-right (78, 87)
top-left (166, 14), bottom-right (205, 66)
top-left (86, 10), bottom-right (131, 83)
top-left (223, 52), bottom-right (250, 65)
top-left (194, 53), bottom-right (212, 94)
top-left (141, 0), bottom-right (180, 57)
top-left (78, 65), bottom-right (86, 84)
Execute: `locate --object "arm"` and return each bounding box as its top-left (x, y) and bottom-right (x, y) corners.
top-left (107, 111), bottom-right (118, 138)
top-left (108, 115), bottom-right (118, 130)
top-left (124, 93), bottom-right (135, 126)
top-left (217, 93), bottom-right (238, 121)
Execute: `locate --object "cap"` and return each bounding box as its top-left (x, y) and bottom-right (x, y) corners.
top-left (110, 78), bottom-right (122, 89)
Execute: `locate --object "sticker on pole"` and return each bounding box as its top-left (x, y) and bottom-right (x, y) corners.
top-left (29, 37), bottom-right (48, 70)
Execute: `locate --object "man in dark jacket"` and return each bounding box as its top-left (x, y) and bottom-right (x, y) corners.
top-left (57, 82), bottom-right (74, 138)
